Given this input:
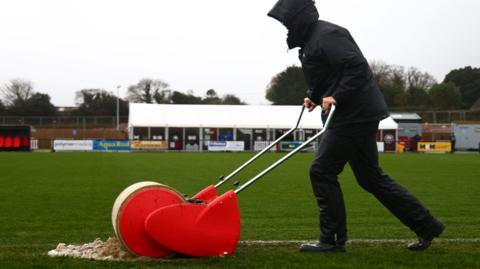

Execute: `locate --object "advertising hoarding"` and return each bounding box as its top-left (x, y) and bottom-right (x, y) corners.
top-left (53, 140), bottom-right (93, 152)
top-left (417, 142), bottom-right (452, 153)
top-left (279, 141), bottom-right (315, 152)
top-left (253, 141), bottom-right (277, 152)
top-left (207, 141), bottom-right (244, 152)
top-left (94, 140), bottom-right (131, 152)
top-left (377, 142), bottom-right (385, 153)
top-left (130, 141), bottom-right (168, 151)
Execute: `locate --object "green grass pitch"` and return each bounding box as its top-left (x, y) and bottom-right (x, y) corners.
top-left (0, 152), bottom-right (479, 268)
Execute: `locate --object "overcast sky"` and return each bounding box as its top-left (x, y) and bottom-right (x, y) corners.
top-left (0, 0), bottom-right (479, 106)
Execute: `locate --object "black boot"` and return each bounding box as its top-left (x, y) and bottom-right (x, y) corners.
top-left (299, 243), bottom-right (346, 253)
top-left (407, 219), bottom-right (445, 251)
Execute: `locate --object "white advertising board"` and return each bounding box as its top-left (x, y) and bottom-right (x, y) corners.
top-left (207, 141), bottom-right (244, 152)
top-left (54, 140), bottom-right (93, 152)
top-left (377, 142), bottom-right (385, 153)
top-left (225, 141), bottom-right (244, 152)
top-left (207, 141), bottom-right (227, 152)
top-left (253, 141), bottom-right (277, 152)
top-left (30, 139), bottom-right (39, 150)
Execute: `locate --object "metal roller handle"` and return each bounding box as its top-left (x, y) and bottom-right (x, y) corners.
top-left (214, 105), bottom-right (306, 189)
top-left (234, 104), bottom-right (336, 194)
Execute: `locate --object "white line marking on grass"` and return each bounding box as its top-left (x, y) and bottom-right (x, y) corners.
top-left (240, 239), bottom-right (480, 245)
top-left (1, 239), bottom-right (479, 249)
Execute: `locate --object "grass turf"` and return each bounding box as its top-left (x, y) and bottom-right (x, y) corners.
top-left (0, 152), bottom-right (479, 268)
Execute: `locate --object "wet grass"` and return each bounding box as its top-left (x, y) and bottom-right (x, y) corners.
top-left (0, 152), bottom-right (479, 268)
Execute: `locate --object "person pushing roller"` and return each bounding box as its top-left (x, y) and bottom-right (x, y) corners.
top-left (267, 0), bottom-right (445, 252)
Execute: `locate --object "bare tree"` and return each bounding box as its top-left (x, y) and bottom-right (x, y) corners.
top-left (73, 89), bottom-right (128, 116)
top-left (370, 61), bottom-right (406, 107)
top-left (370, 61), bottom-right (405, 88)
top-left (370, 61), bottom-right (393, 86)
top-left (127, 78), bottom-right (171, 104)
top-left (405, 67), bottom-right (437, 107)
top-left (407, 67), bottom-right (437, 91)
top-left (1, 79), bottom-right (34, 106)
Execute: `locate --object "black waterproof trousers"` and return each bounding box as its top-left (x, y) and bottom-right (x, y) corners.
top-left (310, 121), bottom-right (437, 246)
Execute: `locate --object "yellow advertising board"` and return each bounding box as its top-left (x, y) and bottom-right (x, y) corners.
top-left (131, 141), bottom-right (168, 151)
top-left (417, 142), bottom-right (452, 153)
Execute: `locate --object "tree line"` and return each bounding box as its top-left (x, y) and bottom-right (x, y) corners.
top-left (2, 64), bottom-right (479, 117)
top-left (0, 78), bottom-right (245, 117)
top-left (266, 64), bottom-right (480, 111)
top-left (126, 79), bottom-right (245, 106)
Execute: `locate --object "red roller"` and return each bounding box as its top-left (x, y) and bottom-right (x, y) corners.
top-left (145, 191), bottom-right (240, 257)
top-left (112, 182), bottom-right (185, 258)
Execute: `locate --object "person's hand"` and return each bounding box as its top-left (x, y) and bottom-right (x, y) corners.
top-left (322, 96), bottom-right (336, 113)
top-left (304, 97), bottom-right (317, 112)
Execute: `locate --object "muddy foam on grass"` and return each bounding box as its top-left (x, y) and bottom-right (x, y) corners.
top-left (47, 237), bottom-right (149, 261)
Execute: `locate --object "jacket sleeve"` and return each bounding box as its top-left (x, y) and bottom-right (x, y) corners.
top-left (306, 88), bottom-right (321, 104)
top-left (321, 29), bottom-right (371, 105)
top-left (302, 54), bottom-right (331, 105)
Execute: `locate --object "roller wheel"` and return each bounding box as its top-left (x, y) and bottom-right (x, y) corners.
top-left (112, 181), bottom-right (186, 258)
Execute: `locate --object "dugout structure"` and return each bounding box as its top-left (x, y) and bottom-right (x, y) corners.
top-left (390, 113), bottom-right (423, 151)
top-left (128, 104), bottom-right (399, 152)
top-left (0, 125), bottom-right (31, 152)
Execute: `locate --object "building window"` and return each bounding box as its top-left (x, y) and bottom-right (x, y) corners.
top-left (133, 127), bottom-right (148, 140)
top-left (185, 128), bottom-right (200, 151)
top-left (203, 128), bottom-right (217, 141)
top-left (237, 129), bottom-right (252, 151)
top-left (253, 129), bottom-right (266, 141)
top-left (168, 128), bottom-right (183, 150)
top-left (151, 127), bottom-right (165, 140)
top-left (304, 129), bottom-right (318, 141)
top-left (275, 129), bottom-right (294, 141)
top-left (219, 128), bottom-right (234, 141)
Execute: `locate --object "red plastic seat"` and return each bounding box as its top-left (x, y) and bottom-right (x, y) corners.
top-left (21, 135), bottom-right (30, 147)
top-left (4, 136), bottom-right (12, 148)
top-left (13, 136), bottom-right (21, 148)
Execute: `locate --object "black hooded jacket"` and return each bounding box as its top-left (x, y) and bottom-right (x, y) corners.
top-left (268, 0), bottom-right (389, 128)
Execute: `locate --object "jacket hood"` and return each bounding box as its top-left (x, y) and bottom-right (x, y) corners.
top-left (267, 0), bottom-right (319, 49)
top-left (267, 0), bottom-right (318, 28)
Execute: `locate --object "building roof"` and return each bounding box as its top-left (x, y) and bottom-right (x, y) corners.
top-left (129, 104), bottom-right (398, 130)
top-left (470, 98), bottom-right (480, 111)
top-left (389, 113), bottom-right (422, 122)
